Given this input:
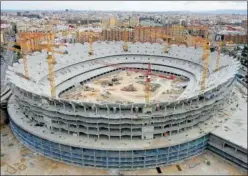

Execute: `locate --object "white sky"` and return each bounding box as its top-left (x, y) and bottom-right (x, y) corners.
top-left (1, 1), bottom-right (247, 11)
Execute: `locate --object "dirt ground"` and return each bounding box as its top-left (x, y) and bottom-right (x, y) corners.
top-left (1, 124), bottom-right (246, 175)
top-left (61, 71), bottom-right (185, 104)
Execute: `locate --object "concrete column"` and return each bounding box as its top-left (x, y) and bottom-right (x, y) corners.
top-left (119, 104), bottom-right (121, 115)
top-left (222, 142), bottom-right (225, 149)
top-left (164, 105), bottom-right (167, 115)
top-left (203, 93), bottom-right (206, 104)
top-left (95, 106), bottom-right (98, 114)
top-left (177, 145), bottom-right (180, 161)
top-left (67, 122), bottom-right (70, 134)
top-left (131, 118), bottom-right (133, 140)
top-left (62, 102), bottom-right (65, 110)
top-left (71, 102), bottom-right (76, 112)
top-left (87, 127), bottom-right (89, 139)
top-left (167, 146), bottom-right (170, 164)
top-left (106, 105), bottom-right (109, 115)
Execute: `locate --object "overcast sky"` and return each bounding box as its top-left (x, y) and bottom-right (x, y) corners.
top-left (1, 1), bottom-right (247, 11)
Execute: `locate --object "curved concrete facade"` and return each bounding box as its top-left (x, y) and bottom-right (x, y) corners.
top-left (7, 42), bottom-right (239, 169)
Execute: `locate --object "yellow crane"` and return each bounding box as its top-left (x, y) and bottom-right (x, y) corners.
top-left (149, 27), bottom-right (211, 91)
top-left (146, 30), bottom-right (171, 53)
top-left (8, 32), bottom-right (53, 80)
top-left (200, 40), bottom-right (211, 90)
top-left (89, 35), bottom-right (93, 55)
top-left (33, 32), bottom-right (67, 98)
top-left (10, 32), bottom-right (67, 98)
top-left (214, 41), bottom-right (223, 72)
top-left (191, 35), bottom-right (211, 90)
top-left (123, 28), bottom-right (128, 52)
top-left (214, 40), bottom-right (233, 72)
top-left (83, 31), bottom-right (100, 56)
top-left (9, 41), bottom-right (30, 79)
top-left (42, 33), bottom-right (67, 97)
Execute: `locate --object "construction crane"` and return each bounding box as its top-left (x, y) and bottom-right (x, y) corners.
top-left (10, 31), bottom-right (67, 97)
top-left (147, 29), bottom-right (171, 53)
top-left (35, 32), bottom-right (67, 98)
top-left (214, 40), bottom-right (233, 72)
top-left (200, 40), bottom-right (211, 90)
top-left (148, 27), bottom-right (188, 53)
top-left (190, 35), bottom-right (212, 90)
top-left (94, 60), bottom-right (175, 104)
top-left (79, 31), bottom-right (99, 56)
top-left (123, 28), bottom-right (129, 52)
top-left (89, 35), bottom-right (93, 55)
top-left (214, 41), bottom-right (223, 72)
top-left (9, 39), bottom-right (30, 79)
top-left (8, 32), bottom-right (53, 80)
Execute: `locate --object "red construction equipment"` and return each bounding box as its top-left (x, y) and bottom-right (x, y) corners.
top-left (94, 60), bottom-right (175, 104)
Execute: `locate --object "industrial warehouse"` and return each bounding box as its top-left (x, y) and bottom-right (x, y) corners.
top-left (4, 31), bottom-right (247, 170)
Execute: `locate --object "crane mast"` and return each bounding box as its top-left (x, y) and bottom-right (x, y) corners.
top-left (215, 41), bottom-right (222, 72)
top-left (145, 63), bottom-right (151, 104)
top-left (46, 32), bottom-right (56, 98)
top-left (21, 41), bottom-right (30, 80)
top-left (123, 28), bottom-right (128, 52)
top-left (89, 35), bottom-right (93, 55)
top-left (164, 35), bottom-right (169, 53)
top-left (200, 41), bottom-right (210, 90)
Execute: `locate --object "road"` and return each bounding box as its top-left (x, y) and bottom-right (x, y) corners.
top-left (1, 37), bottom-right (15, 91)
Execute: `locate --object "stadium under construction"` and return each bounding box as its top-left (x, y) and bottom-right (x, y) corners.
top-left (5, 40), bottom-right (247, 170)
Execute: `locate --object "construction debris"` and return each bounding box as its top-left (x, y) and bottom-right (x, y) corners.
top-left (18, 163), bottom-right (27, 171)
top-left (6, 165), bottom-right (17, 174)
top-left (121, 84), bottom-right (137, 92)
top-left (189, 162), bottom-right (200, 168)
top-left (82, 85), bottom-right (95, 91)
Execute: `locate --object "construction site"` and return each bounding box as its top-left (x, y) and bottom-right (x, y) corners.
top-left (1, 25), bottom-right (247, 174)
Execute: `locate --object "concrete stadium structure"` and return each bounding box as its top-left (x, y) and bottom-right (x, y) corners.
top-left (6, 41), bottom-right (241, 169)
